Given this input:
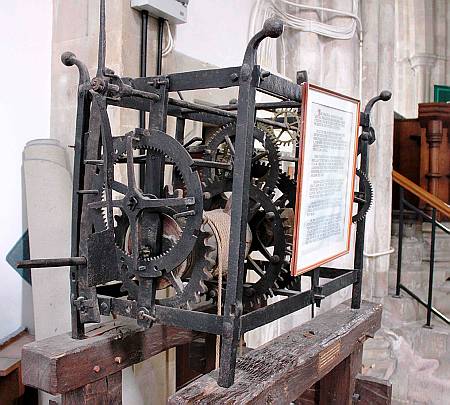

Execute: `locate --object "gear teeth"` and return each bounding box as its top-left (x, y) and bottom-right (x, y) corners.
top-left (204, 123), bottom-right (280, 194)
top-left (157, 224), bottom-right (216, 308)
top-left (352, 169), bottom-right (373, 223)
top-left (271, 108), bottom-right (300, 147)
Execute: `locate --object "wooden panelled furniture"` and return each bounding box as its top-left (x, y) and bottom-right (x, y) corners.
top-left (393, 103), bottom-right (450, 218)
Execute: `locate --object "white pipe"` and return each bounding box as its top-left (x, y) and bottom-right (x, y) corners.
top-left (363, 248), bottom-right (395, 258)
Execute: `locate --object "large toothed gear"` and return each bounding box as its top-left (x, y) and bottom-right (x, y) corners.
top-left (203, 123), bottom-right (280, 193)
top-left (119, 224), bottom-right (216, 309)
top-left (202, 178), bottom-right (289, 307)
top-left (91, 129), bottom-right (204, 276)
top-left (261, 108), bottom-right (300, 147)
top-left (352, 169), bottom-right (373, 223)
top-left (88, 128), bottom-right (217, 307)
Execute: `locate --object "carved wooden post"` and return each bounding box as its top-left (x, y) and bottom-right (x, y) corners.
top-left (418, 103), bottom-right (450, 219)
top-left (425, 119), bottom-right (443, 198)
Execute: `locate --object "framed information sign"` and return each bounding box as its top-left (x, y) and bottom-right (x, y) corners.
top-left (292, 84), bottom-right (360, 276)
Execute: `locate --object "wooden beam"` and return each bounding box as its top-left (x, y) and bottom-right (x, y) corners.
top-left (168, 301), bottom-right (382, 405)
top-left (62, 371), bottom-right (122, 405)
top-left (319, 342), bottom-right (363, 404)
top-left (354, 375), bottom-right (392, 405)
top-left (22, 320), bottom-right (195, 395)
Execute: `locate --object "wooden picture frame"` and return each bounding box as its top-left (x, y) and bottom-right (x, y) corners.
top-left (292, 83), bottom-right (360, 276)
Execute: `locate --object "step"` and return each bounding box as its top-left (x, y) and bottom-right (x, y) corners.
top-left (430, 283), bottom-right (450, 318)
top-left (388, 259), bottom-right (449, 288)
top-left (391, 321), bottom-right (449, 360)
top-left (364, 323), bottom-right (450, 404)
top-left (382, 295), bottom-right (424, 324)
top-left (390, 236), bottom-right (424, 267)
top-left (391, 220), bottom-right (423, 239)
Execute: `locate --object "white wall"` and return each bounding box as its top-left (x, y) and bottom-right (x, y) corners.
top-left (0, 1), bottom-right (53, 338)
top-left (175, 0), bottom-right (255, 67)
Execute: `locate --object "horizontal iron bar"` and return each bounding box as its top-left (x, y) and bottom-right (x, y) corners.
top-left (318, 270), bottom-right (358, 297)
top-left (169, 109), bottom-right (233, 126)
top-left (403, 199), bottom-right (450, 234)
top-left (258, 73), bottom-right (302, 101)
top-left (17, 257), bottom-right (86, 269)
top-left (272, 288), bottom-right (301, 297)
top-left (241, 290), bottom-right (312, 333)
top-left (115, 155), bottom-right (231, 170)
top-left (169, 97), bottom-right (237, 119)
top-left (399, 284), bottom-right (450, 325)
top-left (156, 306), bottom-right (223, 335)
top-left (169, 98), bottom-right (290, 130)
top-left (193, 159), bottom-right (232, 170)
top-left (318, 267), bottom-right (356, 279)
top-left (99, 296), bottom-right (224, 335)
top-left (167, 66), bottom-right (242, 91)
top-left (216, 101), bottom-right (301, 111)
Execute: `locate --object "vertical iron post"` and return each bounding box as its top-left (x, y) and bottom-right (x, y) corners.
top-left (217, 18), bottom-right (284, 387)
top-left (61, 52), bottom-right (92, 339)
top-left (351, 138), bottom-right (368, 309)
top-left (425, 208), bottom-right (437, 328)
top-left (156, 18), bottom-right (164, 76)
top-left (311, 268), bottom-right (320, 317)
top-left (173, 118), bottom-right (186, 189)
top-left (395, 187), bottom-right (404, 297)
top-left (139, 10), bottom-right (148, 187)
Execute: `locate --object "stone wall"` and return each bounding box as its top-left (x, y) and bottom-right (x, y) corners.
top-left (395, 0), bottom-right (450, 117)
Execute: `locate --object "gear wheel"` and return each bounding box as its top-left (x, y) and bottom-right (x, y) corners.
top-left (265, 108), bottom-right (300, 147)
top-left (202, 178), bottom-right (289, 306)
top-left (203, 123), bottom-right (280, 193)
top-left (118, 224), bottom-right (216, 309)
top-left (95, 129), bottom-right (203, 277)
top-left (89, 128), bottom-right (216, 309)
top-left (274, 171), bottom-right (297, 209)
top-left (352, 169), bottom-right (373, 223)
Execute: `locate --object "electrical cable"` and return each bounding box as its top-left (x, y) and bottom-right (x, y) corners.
top-left (162, 20), bottom-right (174, 56)
top-left (249, 0), bottom-right (363, 100)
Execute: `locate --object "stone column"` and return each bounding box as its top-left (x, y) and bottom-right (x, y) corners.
top-left (361, 0), bottom-right (395, 301)
top-left (410, 55), bottom-right (436, 103)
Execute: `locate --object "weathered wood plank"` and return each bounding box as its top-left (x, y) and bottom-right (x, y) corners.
top-left (168, 301), bottom-right (382, 405)
top-left (319, 342), bottom-right (363, 404)
top-left (22, 320), bottom-right (195, 395)
top-left (62, 371), bottom-right (122, 405)
top-left (294, 384), bottom-right (318, 405)
top-left (354, 374), bottom-right (392, 405)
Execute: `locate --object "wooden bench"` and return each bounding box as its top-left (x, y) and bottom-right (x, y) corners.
top-left (0, 329), bottom-right (36, 404)
top-left (21, 301), bottom-right (390, 404)
top-left (169, 301), bottom-right (388, 405)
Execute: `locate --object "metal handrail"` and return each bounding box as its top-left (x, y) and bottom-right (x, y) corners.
top-left (393, 173), bottom-right (450, 327)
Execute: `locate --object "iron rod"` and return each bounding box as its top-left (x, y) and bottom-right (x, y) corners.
top-left (139, 10), bottom-right (148, 187)
top-left (403, 200), bottom-right (450, 233)
top-left (216, 100), bottom-right (301, 111)
top-left (156, 18), bottom-right (164, 75)
top-left (426, 208), bottom-right (437, 327)
top-left (395, 187), bottom-right (404, 297)
top-left (17, 257), bottom-right (87, 269)
top-left (168, 97), bottom-right (291, 130)
top-left (399, 284), bottom-right (449, 325)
